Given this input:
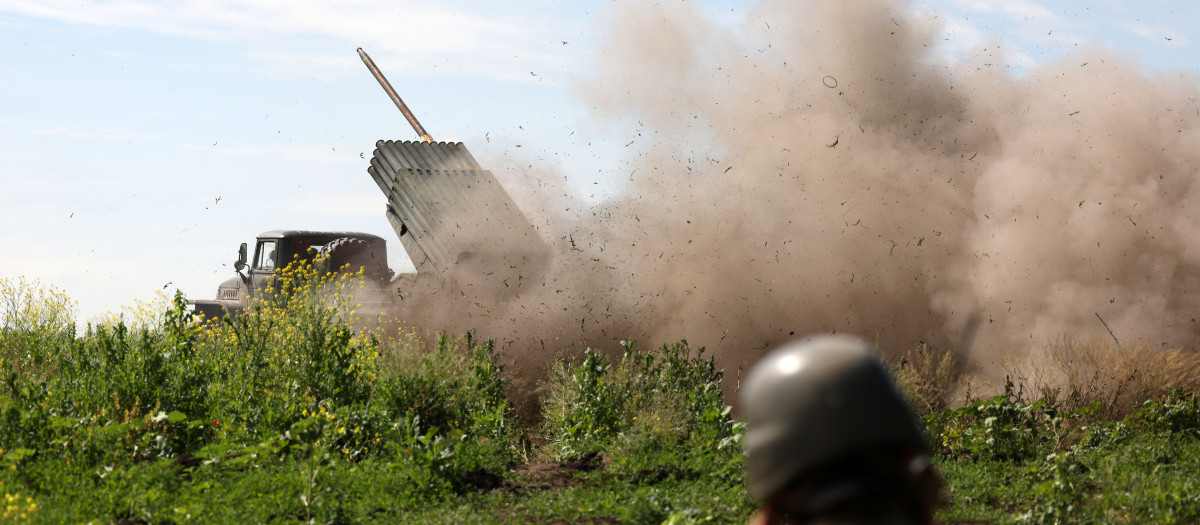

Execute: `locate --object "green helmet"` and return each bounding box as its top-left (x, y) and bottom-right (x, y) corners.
top-left (741, 334), bottom-right (926, 501)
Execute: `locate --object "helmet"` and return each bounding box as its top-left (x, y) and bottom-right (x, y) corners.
top-left (741, 334), bottom-right (926, 501)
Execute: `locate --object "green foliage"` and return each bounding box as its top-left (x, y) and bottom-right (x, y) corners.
top-left (1124, 389), bottom-right (1200, 435)
top-left (542, 341), bottom-right (744, 480)
top-left (0, 264), bottom-right (518, 522)
top-left (5, 273), bottom-right (1200, 523)
top-left (0, 277), bottom-right (77, 377)
top-left (925, 378), bottom-right (1079, 462)
top-left (932, 385), bottom-right (1200, 524)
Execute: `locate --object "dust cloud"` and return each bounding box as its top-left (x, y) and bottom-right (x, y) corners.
top-left (387, 0), bottom-right (1200, 386)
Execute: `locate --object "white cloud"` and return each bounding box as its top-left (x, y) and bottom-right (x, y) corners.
top-left (285, 193), bottom-right (381, 218)
top-left (924, 0), bottom-right (1100, 73)
top-left (1121, 21), bottom-right (1189, 48)
top-left (177, 141), bottom-right (351, 165)
top-left (933, 0), bottom-right (1077, 36)
top-left (0, 0), bottom-right (576, 81)
top-left (30, 124), bottom-right (158, 142)
top-left (938, 0), bottom-right (1055, 21)
top-left (996, 0), bottom-right (1056, 22)
top-left (178, 141), bottom-right (267, 156)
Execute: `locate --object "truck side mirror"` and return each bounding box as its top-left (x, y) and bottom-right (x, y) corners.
top-left (235, 242), bottom-right (248, 273)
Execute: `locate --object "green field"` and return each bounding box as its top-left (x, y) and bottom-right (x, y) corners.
top-left (2, 271), bottom-right (1199, 524)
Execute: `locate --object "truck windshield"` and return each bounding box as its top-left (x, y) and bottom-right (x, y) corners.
top-left (254, 240), bottom-right (277, 270)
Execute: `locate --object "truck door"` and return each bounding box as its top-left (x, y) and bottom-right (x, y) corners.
top-left (249, 240), bottom-right (277, 299)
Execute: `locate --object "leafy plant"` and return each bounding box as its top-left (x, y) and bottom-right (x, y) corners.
top-left (542, 341), bottom-right (743, 479)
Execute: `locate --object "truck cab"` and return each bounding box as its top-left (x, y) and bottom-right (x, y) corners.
top-left (190, 230), bottom-right (392, 319)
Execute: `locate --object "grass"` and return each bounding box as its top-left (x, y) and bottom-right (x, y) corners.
top-left (890, 340), bottom-right (1200, 523)
top-left (930, 391), bottom-right (1200, 524)
top-left (2, 272), bottom-right (1199, 523)
top-left (1000, 335), bottom-right (1200, 418)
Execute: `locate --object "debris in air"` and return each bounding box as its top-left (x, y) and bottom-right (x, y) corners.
top-left (1095, 312), bottom-right (1122, 350)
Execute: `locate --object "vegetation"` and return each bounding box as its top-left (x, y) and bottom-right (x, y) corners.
top-left (2, 271), bottom-right (1199, 523)
top-left (894, 342), bottom-right (1200, 524)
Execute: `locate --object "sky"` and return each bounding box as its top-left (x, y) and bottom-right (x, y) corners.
top-left (1, 0), bottom-right (1197, 323)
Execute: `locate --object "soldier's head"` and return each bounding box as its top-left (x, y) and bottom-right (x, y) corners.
top-left (741, 334), bottom-right (942, 524)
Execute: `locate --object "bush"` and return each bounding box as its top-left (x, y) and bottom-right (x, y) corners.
top-left (542, 341), bottom-right (743, 479)
top-left (924, 378), bottom-right (1078, 462)
top-left (890, 343), bottom-right (960, 414)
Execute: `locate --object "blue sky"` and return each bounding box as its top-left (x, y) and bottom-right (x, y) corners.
top-left (1, 0), bottom-right (1196, 322)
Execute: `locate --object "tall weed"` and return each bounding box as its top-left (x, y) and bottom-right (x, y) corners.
top-left (1001, 335), bottom-right (1200, 418)
top-left (0, 277), bottom-right (77, 382)
top-left (890, 343), bottom-right (960, 414)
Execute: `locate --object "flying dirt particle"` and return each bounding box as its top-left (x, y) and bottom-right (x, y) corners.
top-left (827, 135), bottom-right (839, 148)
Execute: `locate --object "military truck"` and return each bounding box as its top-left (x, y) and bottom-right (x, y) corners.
top-left (189, 48), bottom-right (548, 319)
top-left (189, 230), bottom-right (393, 319)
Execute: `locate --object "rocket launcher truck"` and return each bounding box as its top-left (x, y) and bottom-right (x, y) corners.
top-left (189, 49), bottom-right (549, 319)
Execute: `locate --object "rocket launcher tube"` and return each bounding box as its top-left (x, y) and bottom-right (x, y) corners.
top-left (357, 47), bottom-right (435, 143)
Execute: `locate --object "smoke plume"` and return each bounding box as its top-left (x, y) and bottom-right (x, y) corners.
top-left (389, 0), bottom-right (1200, 386)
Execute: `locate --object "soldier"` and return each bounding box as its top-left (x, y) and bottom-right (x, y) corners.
top-left (741, 334), bottom-right (944, 525)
